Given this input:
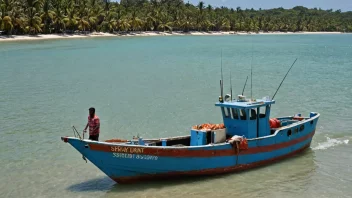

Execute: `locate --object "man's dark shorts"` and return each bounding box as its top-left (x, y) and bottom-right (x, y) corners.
top-left (89, 134), bottom-right (99, 141)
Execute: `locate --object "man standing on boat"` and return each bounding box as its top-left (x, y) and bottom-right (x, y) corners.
top-left (83, 107), bottom-right (100, 141)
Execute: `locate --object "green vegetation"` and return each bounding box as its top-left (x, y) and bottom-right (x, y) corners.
top-left (1, 0), bottom-right (352, 35)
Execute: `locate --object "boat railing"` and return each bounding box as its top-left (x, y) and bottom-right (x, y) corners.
top-left (248, 113), bottom-right (320, 141)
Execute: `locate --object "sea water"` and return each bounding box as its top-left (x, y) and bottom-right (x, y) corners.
top-left (0, 34), bottom-right (351, 198)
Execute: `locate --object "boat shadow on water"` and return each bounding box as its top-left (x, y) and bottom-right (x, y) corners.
top-left (66, 148), bottom-right (317, 194)
top-left (66, 172), bottom-right (231, 193)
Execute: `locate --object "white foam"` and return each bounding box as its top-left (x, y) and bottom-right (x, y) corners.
top-left (312, 136), bottom-right (349, 150)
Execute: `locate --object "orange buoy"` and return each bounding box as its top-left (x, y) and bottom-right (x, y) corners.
top-left (269, 118), bottom-right (281, 128)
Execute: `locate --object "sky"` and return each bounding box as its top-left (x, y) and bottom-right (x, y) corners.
top-left (187, 0), bottom-right (352, 12)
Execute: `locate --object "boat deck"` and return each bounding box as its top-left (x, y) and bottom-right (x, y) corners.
top-left (103, 115), bottom-right (310, 148)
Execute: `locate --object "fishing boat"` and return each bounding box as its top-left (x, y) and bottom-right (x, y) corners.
top-left (61, 58), bottom-right (320, 184)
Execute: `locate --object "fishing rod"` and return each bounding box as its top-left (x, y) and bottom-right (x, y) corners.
top-left (219, 49), bottom-right (224, 102)
top-left (242, 76), bottom-right (248, 96)
top-left (272, 58), bottom-right (298, 100)
top-left (251, 62), bottom-right (253, 100)
top-left (221, 49), bottom-right (224, 99)
top-left (230, 69), bottom-right (233, 101)
top-left (250, 43), bottom-right (253, 100)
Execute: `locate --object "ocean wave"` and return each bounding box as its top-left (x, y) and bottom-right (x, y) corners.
top-left (312, 136), bottom-right (349, 150)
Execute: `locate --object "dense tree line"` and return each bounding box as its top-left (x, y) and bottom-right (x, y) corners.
top-left (1, 0), bottom-right (351, 35)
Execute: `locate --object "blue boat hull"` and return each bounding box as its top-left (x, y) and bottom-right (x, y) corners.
top-left (62, 114), bottom-right (319, 184)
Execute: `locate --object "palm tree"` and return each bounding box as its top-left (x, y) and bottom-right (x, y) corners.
top-left (129, 9), bottom-right (143, 31)
top-left (52, 0), bottom-right (66, 33)
top-left (64, 7), bottom-right (78, 31)
top-left (0, 0), bottom-right (351, 35)
top-left (41, 0), bottom-right (55, 33)
top-left (100, 11), bottom-right (116, 33)
top-left (196, 1), bottom-right (204, 31)
top-left (1, 16), bottom-right (13, 34)
top-left (21, 0), bottom-right (43, 34)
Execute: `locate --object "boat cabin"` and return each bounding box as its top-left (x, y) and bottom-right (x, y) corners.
top-left (215, 95), bottom-right (275, 139)
top-left (187, 95), bottom-right (275, 146)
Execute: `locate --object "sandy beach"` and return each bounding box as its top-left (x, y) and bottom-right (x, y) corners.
top-left (0, 31), bottom-right (345, 42)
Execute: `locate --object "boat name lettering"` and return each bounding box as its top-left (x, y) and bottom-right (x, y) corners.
top-left (110, 146), bottom-right (145, 154)
top-left (112, 153), bottom-right (158, 160)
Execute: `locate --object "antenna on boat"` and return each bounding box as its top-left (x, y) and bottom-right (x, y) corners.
top-left (219, 49), bottom-right (224, 103)
top-left (272, 58), bottom-right (298, 100)
top-left (230, 68), bottom-right (232, 101)
top-left (242, 76), bottom-right (248, 96)
top-left (250, 61), bottom-right (253, 100)
top-left (250, 39), bottom-right (253, 100)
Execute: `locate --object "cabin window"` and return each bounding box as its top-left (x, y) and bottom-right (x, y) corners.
top-left (294, 128), bottom-right (298, 134)
top-left (226, 108), bottom-right (231, 118)
top-left (287, 129), bottom-right (292, 136)
top-left (259, 106), bottom-right (268, 118)
top-left (250, 109), bottom-right (257, 120)
top-left (310, 120), bottom-right (314, 125)
top-left (231, 108), bottom-right (239, 119)
top-left (240, 109), bottom-right (247, 120)
top-left (299, 125), bottom-right (305, 132)
top-left (222, 107), bottom-right (230, 118)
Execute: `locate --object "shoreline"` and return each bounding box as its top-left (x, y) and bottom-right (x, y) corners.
top-left (0, 31), bottom-right (348, 42)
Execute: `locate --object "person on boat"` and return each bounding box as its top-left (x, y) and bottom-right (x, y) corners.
top-left (83, 107), bottom-right (100, 141)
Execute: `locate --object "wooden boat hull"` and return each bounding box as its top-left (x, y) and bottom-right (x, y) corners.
top-left (61, 114), bottom-right (319, 184)
top-left (112, 142), bottom-right (312, 184)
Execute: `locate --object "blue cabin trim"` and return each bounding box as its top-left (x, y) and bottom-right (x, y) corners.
top-left (215, 96), bottom-right (275, 139)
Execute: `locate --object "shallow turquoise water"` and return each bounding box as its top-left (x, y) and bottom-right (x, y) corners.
top-left (0, 34), bottom-right (351, 198)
